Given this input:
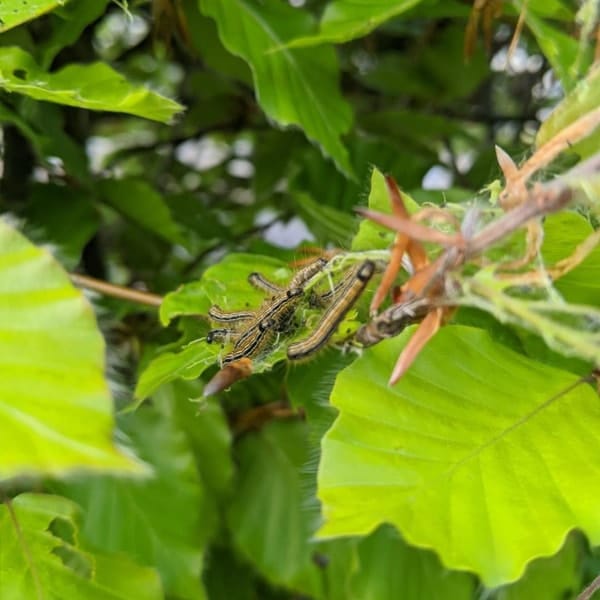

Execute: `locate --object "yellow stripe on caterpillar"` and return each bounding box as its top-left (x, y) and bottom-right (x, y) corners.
top-left (287, 260), bottom-right (375, 360)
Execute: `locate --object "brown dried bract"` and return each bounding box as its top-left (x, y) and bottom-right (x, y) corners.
top-left (203, 358), bottom-right (253, 397)
top-left (356, 149), bottom-right (600, 385)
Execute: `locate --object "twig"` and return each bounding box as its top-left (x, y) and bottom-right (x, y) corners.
top-left (507, 0), bottom-right (528, 65)
top-left (357, 151), bottom-right (600, 347)
top-left (578, 573), bottom-right (600, 600)
top-left (355, 207), bottom-right (463, 247)
top-left (70, 274), bottom-right (163, 307)
top-left (503, 107), bottom-right (600, 205)
top-left (467, 150), bottom-right (600, 256)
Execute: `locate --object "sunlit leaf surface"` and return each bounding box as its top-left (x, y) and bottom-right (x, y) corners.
top-left (0, 47), bottom-right (182, 122)
top-left (319, 325), bottom-right (600, 585)
top-left (135, 341), bottom-right (218, 401)
top-left (160, 253), bottom-right (291, 325)
top-left (0, 221), bottom-right (143, 479)
top-left (0, 0), bottom-right (65, 33)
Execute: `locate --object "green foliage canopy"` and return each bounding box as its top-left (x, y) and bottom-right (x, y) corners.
top-left (1, 1), bottom-right (600, 599)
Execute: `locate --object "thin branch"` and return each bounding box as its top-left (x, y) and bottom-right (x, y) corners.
top-left (506, 107), bottom-right (600, 200)
top-left (70, 274), bottom-right (163, 307)
top-left (467, 184), bottom-right (569, 256)
top-left (578, 573), bottom-right (600, 600)
top-left (472, 148), bottom-right (600, 255)
top-left (442, 374), bottom-right (595, 480)
top-left (355, 207), bottom-right (463, 247)
top-left (357, 151), bottom-right (600, 347)
top-left (507, 0), bottom-right (528, 64)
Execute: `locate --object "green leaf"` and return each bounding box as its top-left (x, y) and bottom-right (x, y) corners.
top-left (159, 281), bottom-right (213, 326)
top-left (285, 0), bottom-right (425, 47)
top-left (98, 179), bottom-right (184, 245)
top-left (293, 192), bottom-right (357, 246)
top-left (0, 100), bottom-right (90, 183)
top-left (153, 380), bottom-right (234, 497)
top-left (525, 12), bottom-right (579, 91)
top-left (160, 253), bottom-right (291, 325)
top-left (92, 553), bottom-right (163, 600)
top-left (200, 0), bottom-right (353, 175)
top-left (0, 99), bottom-right (36, 137)
top-left (140, 254), bottom-right (294, 399)
top-left (0, 100), bottom-right (91, 182)
top-left (0, 0), bottom-right (66, 33)
top-left (518, 0), bottom-right (574, 19)
top-left (352, 166), bottom-right (419, 251)
top-left (287, 352), bottom-right (355, 440)
top-left (459, 269), bottom-right (600, 367)
top-left (0, 220), bottom-right (143, 480)
top-left (319, 325), bottom-right (600, 585)
top-left (541, 212), bottom-right (600, 307)
top-left (0, 493), bottom-right (162, 600)
top-left (225, 418), bottom-right (369, 599)
top-left (165, 191), bottom-right (229, 254)
top-left (288, 356), bottom-right (477, 600)
top-left (416, 25), bottom-right (489, 103)
top-left (492, 533), bottom-right (582, 600)
top-left (536, 67), bottom-right (600, 159)
top-left (23, 183), bottom-right (100, 269)
top-left (182, 6), bottom-right (253, 86)
top-left (135, 340), bottom-right (218, 401)
top-left (253, 130), bottom-right (303, 199)
top-left (227, 420), bottom-right (331, 596)
top-left (355, 52), bottom-right (434, 98)
top-left (351, 525), bottom-right (475, 599)
top-left (57, 406), bottom-right (211, 600)
top-left (40, 1), bottom-right (111, 69)
top-left (290, 141), bottom-right (358, 211)
top-left (31, 103), bottom-right (91, 182)
top-left (0, 47), bottom-right (183, 122)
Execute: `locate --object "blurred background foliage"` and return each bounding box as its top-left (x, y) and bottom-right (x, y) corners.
top-left (1, 0), bottom-right (600, 598)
